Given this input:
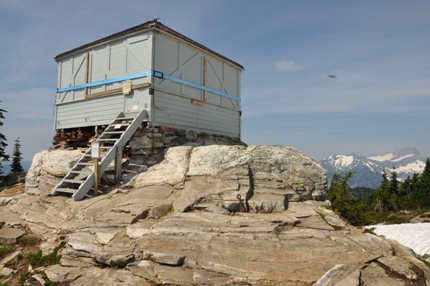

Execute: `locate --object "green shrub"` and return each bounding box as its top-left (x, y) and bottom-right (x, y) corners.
top-left (385, 215), bottom-right (410, 224)
top-left (26, 250), bottom-right (43, 267)
top-left (26, 241), bottom-right (65, 267)
top-left (0, 246), bottom-right (13, 257)
top-left (364, 227), bottom-right (377, 235)
top-left (316, 211), bottom-right (342, 230)
top-left (19, 272), bottom-right (32, 285)
top-left (18, 235), bottom-right (39, 246)
top-left (417, 256), bottom-right (430, 268)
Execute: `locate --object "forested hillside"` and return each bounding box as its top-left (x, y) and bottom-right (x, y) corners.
top-left (328, 158), bottom-right (430, 226)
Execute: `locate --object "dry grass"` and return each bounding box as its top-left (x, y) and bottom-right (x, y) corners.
top-left (0, 183), bottom-right (25, 197)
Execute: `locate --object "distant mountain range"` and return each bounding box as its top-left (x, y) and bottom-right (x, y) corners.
top-left (319, 147), bottom-right (427, 189)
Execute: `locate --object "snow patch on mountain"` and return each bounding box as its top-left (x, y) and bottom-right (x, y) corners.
top-left (364, 162), bottom-right (376, 172)
top-left (392, 154), bottom-right (414, 162)
top-left (396, 160), bottom-right (426, 174)
top-left (368, 153), bottom-right (395, 162)
top-left (334, 155), bottom-right (354, 168)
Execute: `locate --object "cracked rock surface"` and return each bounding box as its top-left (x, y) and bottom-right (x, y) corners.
top-left (1, 145), bottom-right (429, 285)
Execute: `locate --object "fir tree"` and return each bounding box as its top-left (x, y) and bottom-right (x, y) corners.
top-left (398, 176), bottom-right (413, 209)
top-left (11, 137), bottom-right (23, 173)
top-left (327, 172), bottom-right (355, 218)
top-left (0, 101), bottom-right (10, 176)
top-left (418, 158), bottom-right (430, 206)
top-left (373, 168), bottom-right (389, 213)
top-left (387, 167), bottom-right (399, 210)
top-left (410, 173), bottom-right (421, 208)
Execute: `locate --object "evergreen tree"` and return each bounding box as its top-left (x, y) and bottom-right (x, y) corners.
top-left (327, 172), bottom-right (355, 218)
top-left (398, 176), bottom-right (413, 209)
top-left (0, 101), bottom-right (10, 176)
top-left (418, 158), bottom-right (430, 206)
top-left (387, 167), bottom-right (399, 210)
top-left (373, 168), bottom-right (389, 212)
top-left (410, 173), bottom-right (421, 208)
top-left (11, 137), bottom-right (23, 173)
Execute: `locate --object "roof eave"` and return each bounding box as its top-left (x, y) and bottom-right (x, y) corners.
top-left (53, 19), bottom-right (244, 71)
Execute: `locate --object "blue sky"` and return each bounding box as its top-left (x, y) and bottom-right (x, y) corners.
top-left (1, 0), bottom-right (429, 162)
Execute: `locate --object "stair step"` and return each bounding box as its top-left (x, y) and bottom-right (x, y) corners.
top-left (115, 116), bottom-right (135, 121)
top-left (98, 137), bottom-right (121, 141)
top-left (63, 179), bottom-right (85, 184)
top-left (103, 131), bottom-right (124, 135)
top-left (108, 123), bottom-right (131, 128)
top-left (81, 156), bottom-right (103, 161)
top-left (84, 152), bottom-right (107, 156)
top-left (97, 138), bottom-right (118, 142)
top-left (70, 171), bottom-right (91, 175)
top-left (54, 188), bottom-right (77, 194)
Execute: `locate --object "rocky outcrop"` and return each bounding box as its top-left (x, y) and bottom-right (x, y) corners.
top-left (133, 145), bottom-right (327, 214)
top-left (1, 145), bottom-right (429, 285)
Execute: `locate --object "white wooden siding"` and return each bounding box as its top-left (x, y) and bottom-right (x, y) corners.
top-left (152, 90), bottom-right (240, 137)
top-left (55, 95), bottom-right (125, 129)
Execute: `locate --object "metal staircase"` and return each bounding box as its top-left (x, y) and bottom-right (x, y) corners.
top-left (51, 110), bottom-right (148, 201)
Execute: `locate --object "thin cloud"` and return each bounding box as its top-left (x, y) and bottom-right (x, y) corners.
top-left (274, 58), bottom-right (302, 72)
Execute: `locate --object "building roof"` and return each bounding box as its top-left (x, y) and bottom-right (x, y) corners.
top-left (54, 19), bottom-right (244, 70)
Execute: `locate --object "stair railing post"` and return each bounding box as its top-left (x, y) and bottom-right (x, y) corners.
top-left (91, 142), bottom-right (101, 196)
top-left (114, 141), bottom-right (123, 182)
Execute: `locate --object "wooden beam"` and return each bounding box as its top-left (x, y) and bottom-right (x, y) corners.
top-left (203, 56), bottom-right (207, 101)
top-left (114, 142), bottom-right (122, 182)
top-left (93, 158), bottom-right (100, 196)
top-left (85, 87), bottom-right (122, 99)
top-left (191, 99), bottom-right (204, 106)
top-left (85, 82), bottom-right (151, 99)
top-left (84, 52), bottom-right (90, 96)
top-left (132, 82), bottom-right (151, 89)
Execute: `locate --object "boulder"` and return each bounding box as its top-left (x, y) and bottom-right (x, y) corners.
top-left (25, 149), bottom-right (82, 190)
top-left (0, 226), bottom-right (25, 244)
top-left (314, 264), bottom-right (360, 286)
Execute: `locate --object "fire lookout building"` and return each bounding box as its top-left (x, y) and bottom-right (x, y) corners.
top-left (53, 19), bottom-right (244, 141)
